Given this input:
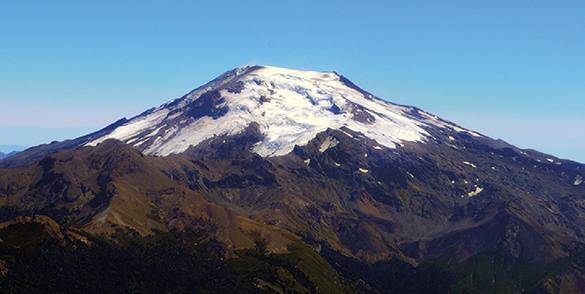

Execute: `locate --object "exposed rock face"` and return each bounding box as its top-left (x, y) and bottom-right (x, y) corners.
top-left (1, 65), bottom-right (585, 292)
top-left (1, 126), bottom-right (584, 264)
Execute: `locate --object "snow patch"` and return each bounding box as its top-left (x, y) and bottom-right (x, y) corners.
top-left (418, 111), bottom-right (482, 137)
top-left (87, 108), bottom-right (170, 147)
top-left (319, 136), bottom-right (339, 153)
top-left (339, 130), bottom-right (354, 138)
top-left (468, 186), bottom-right (484, 197)
top-left (451, 126), bottom-right (481, 137)
top-left (574, 175), bottom-right (583, 186)
top-left (166, 111), bottom-right (183, 121)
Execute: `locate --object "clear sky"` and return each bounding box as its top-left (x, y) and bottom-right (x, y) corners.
top-left (1, 0), bottom-right (584, 162)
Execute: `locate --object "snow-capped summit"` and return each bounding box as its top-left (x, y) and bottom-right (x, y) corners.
top-left (86, 65), bottom-right (479, 157)
top-left (3, 65), bottom-right (585, 282)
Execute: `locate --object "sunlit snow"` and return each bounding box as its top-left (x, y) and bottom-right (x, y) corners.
top-left (319, 136), bottom-right (339, 153)
top-left (468, 186), bottom-right (484, 197)
top-left (575, 175), bottom-right (583, 186)
top-left (86, 65), bottom-right (484, 157)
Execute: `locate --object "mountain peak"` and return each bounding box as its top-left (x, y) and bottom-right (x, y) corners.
top-left (85, 65), bottom-right (480, 157)
top-left (234, 64), bottom-right (339, 76)
top-left (179, 64), bottom-right (342, 102)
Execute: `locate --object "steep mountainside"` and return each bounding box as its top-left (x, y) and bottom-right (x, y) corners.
top-left (1, 66), bottom-right (480, 167)
top-left (1, 65), bottom-right (584, 293)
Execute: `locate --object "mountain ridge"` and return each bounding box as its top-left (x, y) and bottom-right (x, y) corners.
top-left (1, 65), bottom-right (584, 293)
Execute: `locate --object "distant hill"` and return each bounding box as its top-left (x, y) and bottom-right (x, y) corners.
top-left (0, 145), bottom-right (25, 160)
top-left (0, 151), bottom-right (18, 160)
top-left (0, 145), bottom-right (26, 154)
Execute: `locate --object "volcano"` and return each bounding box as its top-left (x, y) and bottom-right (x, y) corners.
top-left (1, 65), bottom-right (584, 293)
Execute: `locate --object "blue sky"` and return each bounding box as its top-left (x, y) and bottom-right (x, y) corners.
top-left (1, 0), bottom-right (584, 162)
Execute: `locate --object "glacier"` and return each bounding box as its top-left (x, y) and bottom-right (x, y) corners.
top-left (86, 65), bottom-right (481, 157)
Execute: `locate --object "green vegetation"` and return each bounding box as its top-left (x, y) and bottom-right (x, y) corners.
top-left (321, 246), bottom-right (585, 294)
top-left (397, 188), bottom-right (410, 205)
top-left (0, 223), bottom-right (583, 293)
top-left (0, 224), bottom-right (348, 293)
top-left (321, 246), bottom-right (456, 294)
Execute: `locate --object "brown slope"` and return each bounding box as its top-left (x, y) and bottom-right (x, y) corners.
top-left (1, 123), bottom-right (585, 267)
top-left (157, 125), bottom-right (585, 264)
top-left (0, 140), bottom-right (298, 254)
